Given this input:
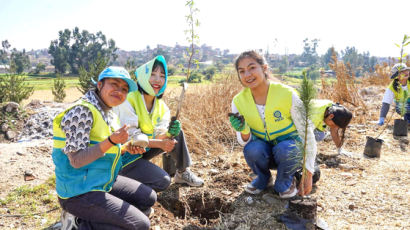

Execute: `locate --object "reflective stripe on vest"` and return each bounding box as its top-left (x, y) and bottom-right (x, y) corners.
top-left (311, 99), bottom-right (333, 131)
top-left (52, 100), bottom-right (122, 199)
top-left (233, 83), bottom-right (297, 141)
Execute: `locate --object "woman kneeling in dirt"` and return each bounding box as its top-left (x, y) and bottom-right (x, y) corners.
top-left (113, 55), bottom-right (204, 191)
top-left (229, 50), bottom-right (317, 198)
top-left (52, 67), bottom-right (155, 230)
top-left (378, 63), bottom-right (410, 125)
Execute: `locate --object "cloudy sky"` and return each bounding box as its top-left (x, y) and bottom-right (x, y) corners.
top-left (0, 0), bottom-right (409, 57)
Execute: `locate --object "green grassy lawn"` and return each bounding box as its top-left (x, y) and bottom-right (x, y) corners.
top-left (0, 74), bottom-right (80, 90)
top-left (26, 76), bottom-right (79, 90)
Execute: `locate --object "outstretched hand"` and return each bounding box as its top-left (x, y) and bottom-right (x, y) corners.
top-left (124, 142), bottom-right (146, 155)
top-left (228, 113), bottom-right (248, 132)
top-left (110, 125), bottom-right (129, 145)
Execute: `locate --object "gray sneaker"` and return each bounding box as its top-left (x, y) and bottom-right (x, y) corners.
top-left (61, 210), bottom-right (78, 230)
top-left (174, 168), bottom-right (204, 187)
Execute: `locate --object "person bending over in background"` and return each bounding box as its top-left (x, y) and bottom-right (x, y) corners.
top-left (53, 67), bottom-right (156, 230)
top-left (113, 55), bottom-right (204, 192)
top-left (229, 50), bottom-right (317, 198)
top-left (378, 63), bottom-right (410, 125)
top-left (311, 99), bottom-right (352, 152)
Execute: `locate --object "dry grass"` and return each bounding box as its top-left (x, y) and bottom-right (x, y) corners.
top-left (320, 52), bottom-right (367, 124)
top-left (363, 62), bottom-right (391, 86)
top-left (164, 72), bottom-right (242, 156)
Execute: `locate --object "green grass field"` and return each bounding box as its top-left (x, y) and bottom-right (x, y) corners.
top-left (1, 71), bottom-right (334, 91)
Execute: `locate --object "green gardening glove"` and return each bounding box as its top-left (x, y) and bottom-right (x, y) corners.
top-left (167, 119), bottom-right (181, 137)
top-left (228, 113), bottom-right (250, 134)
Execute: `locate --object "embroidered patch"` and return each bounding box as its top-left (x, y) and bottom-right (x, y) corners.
top-left (273, 110), bottom-right (284, 122)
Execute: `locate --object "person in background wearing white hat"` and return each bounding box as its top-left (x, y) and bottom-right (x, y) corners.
top-left (113, 55), bottom-right (204, 191)
top-left (378, 63), bottom-right (410, 125)
top-left (53, 66), bottom-right (155, 230)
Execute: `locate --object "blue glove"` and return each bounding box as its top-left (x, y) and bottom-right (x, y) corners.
top-left (377, 117), bottom-right (385, 126)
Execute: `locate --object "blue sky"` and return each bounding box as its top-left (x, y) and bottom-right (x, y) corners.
top-left (0, 0), bottom-right (409, 57)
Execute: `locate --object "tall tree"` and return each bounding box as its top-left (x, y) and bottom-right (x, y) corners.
top-left (321, 47), bottom-right (338, 70)
top-left (48, 29), bottom-right (71, 74)
top-left (49, 27), bottom-right (117, 74)
top-left (341, 46), bottom-right (359, 74)
top-left (0, 40), bottom-right (11, 65)
top-left (301, 38), bottom-right (320, 67)
top-left (10, 48), bottom-right (30, 74)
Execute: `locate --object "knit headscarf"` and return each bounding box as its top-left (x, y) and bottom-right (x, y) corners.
top-left (135, 55), bottom-right (168, 96)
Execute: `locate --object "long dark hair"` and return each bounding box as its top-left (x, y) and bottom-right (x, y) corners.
top-left (392, 78), bottom-right (410, 93)
top-left (325, 104), bottom-right (353, 147)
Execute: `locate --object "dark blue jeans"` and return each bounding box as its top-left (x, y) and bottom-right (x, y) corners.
top-left (243, 137), bottom-right (300, 193)
top-left (58, 175), bottom-right (156, 230)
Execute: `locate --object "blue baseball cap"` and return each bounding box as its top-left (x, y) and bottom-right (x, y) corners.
top-left (98, 66), bottom-right (138, 92)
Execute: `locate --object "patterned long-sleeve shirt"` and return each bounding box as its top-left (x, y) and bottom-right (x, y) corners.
top-left (61, 90), bottom-right (117, 168)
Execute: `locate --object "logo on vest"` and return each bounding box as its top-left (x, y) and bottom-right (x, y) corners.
top-left (273, 110), bottom-right (283, 122)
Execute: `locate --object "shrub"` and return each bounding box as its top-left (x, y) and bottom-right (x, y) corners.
top-left (0, 74), bottom-right (33, 104)
top-left (187, 71), bottom-right (203, 83)
top-left (52, 75), bottom-right (66, 102)
top-left (34, 63), bottom-right (46, 74)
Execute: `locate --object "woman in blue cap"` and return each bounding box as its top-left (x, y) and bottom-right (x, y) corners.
top-left (229, 50), bottom-right (317, 198)
top-left (114, 55), bottom-right (204, 191)
top-left (378, 63), bottom-right (410, 125)
top-left (53, 66), bottom-right (155, 230)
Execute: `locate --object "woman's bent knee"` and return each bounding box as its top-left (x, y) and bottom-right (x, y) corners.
top-left (156, 175), bottom-right (171, 192)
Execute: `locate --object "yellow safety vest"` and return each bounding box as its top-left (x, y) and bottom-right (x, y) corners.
top-left (388, 81), bottom-right (409, 102)
top-left (127, 90), bottom-right (168, 139)
top-left (122, 90), bottom-right (168, 167)
top-left (233, 82), bottom-right (297, 142)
